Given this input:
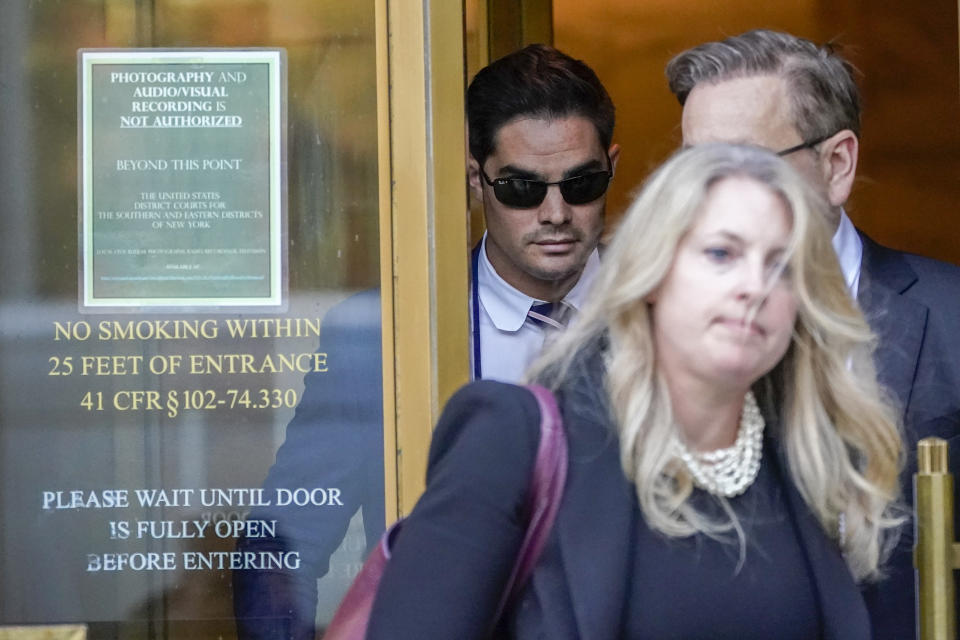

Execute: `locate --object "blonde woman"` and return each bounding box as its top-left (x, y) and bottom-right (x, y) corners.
top-left (366, 143), bottom-right (902, 639)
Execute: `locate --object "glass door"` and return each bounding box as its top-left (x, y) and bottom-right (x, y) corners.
top-left (0, 1), bottom-right (409, 637)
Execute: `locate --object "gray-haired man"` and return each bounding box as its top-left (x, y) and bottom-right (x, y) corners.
top-left (667, 29), bottom-right (960, 639)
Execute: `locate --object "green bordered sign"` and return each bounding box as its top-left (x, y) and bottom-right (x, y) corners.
top-left (79, 49), bottom-right (286, 310)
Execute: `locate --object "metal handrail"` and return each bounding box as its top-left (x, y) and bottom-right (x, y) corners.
top-left (914, 437), bottom-right (959, 639)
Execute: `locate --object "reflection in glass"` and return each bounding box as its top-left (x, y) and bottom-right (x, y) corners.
top-left (0, 1), bottom-right (383, 638)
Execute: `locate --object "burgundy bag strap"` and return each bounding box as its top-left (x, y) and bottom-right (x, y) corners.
top-left (492, 383), bottom-right (569, 620)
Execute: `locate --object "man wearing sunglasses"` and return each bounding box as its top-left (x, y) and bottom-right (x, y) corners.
top-left (235, 45), bottom-right (618, 638)
top-left (466, 44), bottom-right (620, 382)
top-left (667, 29), bottom-right (960, 639)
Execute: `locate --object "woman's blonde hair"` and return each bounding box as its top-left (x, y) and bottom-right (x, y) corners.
top-left (528, 143), bottom-right (902, 581)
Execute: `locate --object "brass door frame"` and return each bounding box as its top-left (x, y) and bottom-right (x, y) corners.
top-left (378, 1), bottom-right (470, 518)
top-left (380, 0), bottom-right (553, 517)
top-left (487, 0), bottom-right (553, 62)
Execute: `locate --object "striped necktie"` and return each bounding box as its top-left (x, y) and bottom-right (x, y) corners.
top-left (526, 301), bottom-right (574, 330)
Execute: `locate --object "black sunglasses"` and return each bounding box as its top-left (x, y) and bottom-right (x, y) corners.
top-left (478, 159), bottom-right (613, 208)
top-left (776, 134), bottom-right (832, 157)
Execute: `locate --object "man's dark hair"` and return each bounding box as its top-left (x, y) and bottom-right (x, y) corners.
top-left (665, 29), bottom-right (861, 140)
top-left (467, 44), bottom-right (615, 167)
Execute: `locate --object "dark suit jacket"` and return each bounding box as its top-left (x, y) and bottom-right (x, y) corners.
top-left (857, 234), bottom-right (960, 639)
top-left (367, 376), bottom-right (872, 639)
top-left (859, 233), bottom-right (960, 426)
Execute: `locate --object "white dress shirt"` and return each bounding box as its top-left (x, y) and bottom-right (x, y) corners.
top-left (474, 234), bottom-right (601, 383)
top-left (832, 209), bottom-right (863, 299)
top-left (471, 211), bottom-right (858, 384)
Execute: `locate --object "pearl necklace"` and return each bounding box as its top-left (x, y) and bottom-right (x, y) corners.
top-left (673, 390), bottom-right (764, 498)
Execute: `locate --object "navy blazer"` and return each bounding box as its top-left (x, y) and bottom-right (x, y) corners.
top-left (858, 234), bottom-right (960, 639)
top-left (858, 233), bottom-right (960, 426)
top-left (367, 378), bottom-right (871, 639)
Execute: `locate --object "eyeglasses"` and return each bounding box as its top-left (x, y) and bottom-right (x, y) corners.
top-left (478, 160), bottom-right (613, 208)
top-left (776, 134), bottom-right (831, 157)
